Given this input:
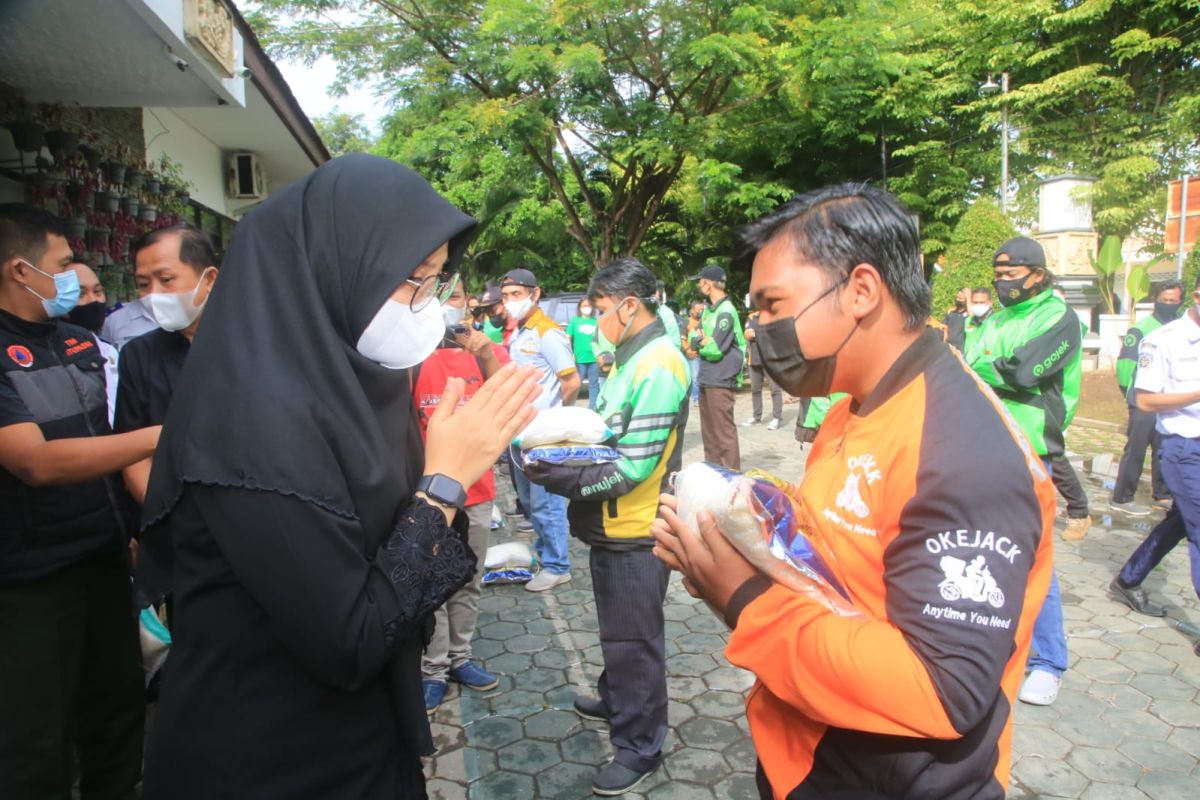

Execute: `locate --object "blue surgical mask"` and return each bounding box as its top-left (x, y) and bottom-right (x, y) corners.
top-left (19, 259), bottom-right (80, 318)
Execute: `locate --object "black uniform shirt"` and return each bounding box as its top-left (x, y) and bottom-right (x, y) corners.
top-left (0, 308), bottom-right (122, 583)
top-left (114, 328), bottom-right (190, 433)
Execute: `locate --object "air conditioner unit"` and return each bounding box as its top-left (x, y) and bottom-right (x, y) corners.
top-left (227, 152), bottom-right (265, 199)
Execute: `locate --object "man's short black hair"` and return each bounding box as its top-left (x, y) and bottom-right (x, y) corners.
top-left (1154, 279), bottom-right (1186, 299)
top-left (130, 223), bottom-right (216, 274)
top-left (739, 183), bottom-right (932, 330)
top-left (972, 286), bottom-right (993, 298)
top-left (0, 203), bottom-right (69, 272)
top-left (587, 257), bottom-right (659, 311)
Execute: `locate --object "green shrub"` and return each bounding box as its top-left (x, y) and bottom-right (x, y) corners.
top-left (934, 201), bottom-right (1016, 318)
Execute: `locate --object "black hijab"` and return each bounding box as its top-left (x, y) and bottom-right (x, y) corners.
top-left (138, 154), bottom-right (477, 598)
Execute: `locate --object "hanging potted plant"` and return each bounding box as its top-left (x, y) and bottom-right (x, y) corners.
top-left (141, 202), bottom-right (158, 223)
top-left (79, 128), bottom-right (104, 171)
top-left (96, 189), bottom-right (121, 214)
top-left (120, 194), bottom-right (139, 218)
top-left (103, 160), bottom-right (127, 186)
top-left (41, 103), bottom-right (78, 161)
top-left (88, 224), bottom-right (111, 252)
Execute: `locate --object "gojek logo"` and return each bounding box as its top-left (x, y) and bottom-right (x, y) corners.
top-left (1031, 339), bottom-right (1071, 378)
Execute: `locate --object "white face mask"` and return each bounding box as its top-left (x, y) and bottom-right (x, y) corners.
top-left (971, 303), bottom-right (992, 319)
top-left (356, 298), bottom-right (445, 369)
top-left (141, 268), bottom-right (214, 332)
top-left (504, 296), bottom-right (533, 322)
top-left (442, 303), bottom-right (467, 327)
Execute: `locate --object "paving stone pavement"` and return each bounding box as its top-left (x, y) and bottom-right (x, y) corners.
top-left (424, 396), bottom-right (1200, 799)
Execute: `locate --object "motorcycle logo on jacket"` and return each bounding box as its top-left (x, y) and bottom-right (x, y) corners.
top-left (938, 555), bottom-right (1005, 608)
top-left (835, 453), bottom-right (881, 520)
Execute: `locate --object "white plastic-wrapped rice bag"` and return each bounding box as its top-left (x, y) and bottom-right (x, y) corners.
top-left (673, 462), bottom-right (859, 616)
top-left (512, 406), bottom-right (612, 449)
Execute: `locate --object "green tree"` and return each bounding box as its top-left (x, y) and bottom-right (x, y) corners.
top-left (312, 110), bottom-right (374, 157)
top-left (936, 200), bottom-right (1014, 316)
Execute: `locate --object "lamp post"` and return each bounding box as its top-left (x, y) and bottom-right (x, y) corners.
top-left (980, 72), bottom-right (1010, 215)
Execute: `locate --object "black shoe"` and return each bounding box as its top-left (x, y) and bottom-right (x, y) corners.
top-left (1109, 577), bottom-right (1166, 617)
top-left (573, 696), bottom-right (608, 722)
top-left (591, 760), bottom-right (657, 796)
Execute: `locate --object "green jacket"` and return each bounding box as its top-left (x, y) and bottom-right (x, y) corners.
top-left (689, 295), bottom-right (745, 388)
top-left (1116, 312), bottom-right (1173, 406)
top-left (963, 288), bottom-right (1082, 457)
top-left (801, 393), bottom-right (848, 429)
top-left (532, 320), bottom-right (690, 549)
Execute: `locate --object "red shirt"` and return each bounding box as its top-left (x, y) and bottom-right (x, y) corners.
top-left (413, 345), bottom-right (510, 506)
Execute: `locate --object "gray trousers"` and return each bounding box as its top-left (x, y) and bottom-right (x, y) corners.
top-left (749, 364), bottom-right (782, 422)
top-left (1113, 405), bottom-right (1169, 502)
top-left (592, 547), bottom-right (669, 773)
top-left (422, 502), bottom-right (491, 681)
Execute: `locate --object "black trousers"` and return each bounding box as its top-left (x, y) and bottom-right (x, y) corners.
top-left (0, 553), bottom-right (144, 800)
top-left (1113, 405), bottom-right (1169, 502)
top-left (1051, 457), bottom-right (1089, 519)
top-left (592, 547), bottom-right (669, 773)
top-left (749, 365), bottom-right (782, 422)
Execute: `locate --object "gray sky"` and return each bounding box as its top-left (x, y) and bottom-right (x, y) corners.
top-left (277, 56), bottom-right (385, 134)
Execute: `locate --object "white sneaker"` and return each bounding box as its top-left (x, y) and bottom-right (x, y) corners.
top-left (766, 418), bottom-right (781, 430)
top-left (740, 417), bottom-right (761, 427)
top-left (525, 570), bottom-right (572, 592)
top-left (1017, 669), bottom-right (1061, 706)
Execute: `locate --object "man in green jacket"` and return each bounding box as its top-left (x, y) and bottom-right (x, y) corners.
top-left (1111, 280), bottom-right (1184, 515)
top-left (527, 257), bottom-right (690, 796)
top-left (688, 263), bottom-right (745, 469)
top-left (964, 236), bottom-right (1080, 707)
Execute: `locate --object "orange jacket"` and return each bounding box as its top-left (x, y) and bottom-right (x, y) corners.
top-left (724, 330), bottom-right (1055, 800)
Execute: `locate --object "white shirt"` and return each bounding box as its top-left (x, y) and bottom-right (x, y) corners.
top-left (100, 301), bottom-right (157, 350)
top-left (97, 338), bottom-right (119, 427)
top-left (1135, 313), bottom-right (1200, 438)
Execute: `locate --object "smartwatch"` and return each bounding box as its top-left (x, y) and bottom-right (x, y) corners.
top-left (416, 473), bottom-right (467, 509)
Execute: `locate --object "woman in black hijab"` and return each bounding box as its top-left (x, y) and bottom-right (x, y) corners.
top-left (136, 154), bottom-right (539, 799)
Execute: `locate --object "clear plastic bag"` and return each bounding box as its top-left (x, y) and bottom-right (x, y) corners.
top-left (673, 462), bottom-right (859, 616)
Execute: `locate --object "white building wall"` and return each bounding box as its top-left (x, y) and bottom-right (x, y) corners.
top-left (143, 107), bottom-right (227, 216)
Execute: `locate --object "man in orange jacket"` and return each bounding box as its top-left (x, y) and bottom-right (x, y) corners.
top-left (653, 184), bottom-right (1055, 800)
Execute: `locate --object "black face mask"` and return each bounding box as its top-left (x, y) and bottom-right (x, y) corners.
top-left (66, 301), bottom-right (107, 333)
top-left (488, 312), bottom-right (506, 329)
top-left (1154, 302), bottom-right (1181, 322)
top-left (755, 279), bottom-right (855, 398)
top-left (993, 274), bottom-right (1042, 308)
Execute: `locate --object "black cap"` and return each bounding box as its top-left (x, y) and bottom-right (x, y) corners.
top-left (500, 268), bottom-right (538, 289)
top-left (478, 282), bottom-right (502, 306)
top-left (993, 237), bottom-right (1046, 269)
top-left (688, 264), bottom-right (726, 282)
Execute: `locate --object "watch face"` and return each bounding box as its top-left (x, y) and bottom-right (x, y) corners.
top-left (422, 474), bottom-right (466, 507)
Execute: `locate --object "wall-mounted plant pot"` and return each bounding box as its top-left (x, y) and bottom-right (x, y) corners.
top-left (7, 121), bottom-right (45, 152)
top-left (65, 218), bottom-right (88, 239)
top-left (145, 178), bottom-right (161, 195)
top-left (141, 206), bottom-right (158, 223)
top-left (120, 197), bottom-right (139, 217)
top-left (96, 191), bottom-right (120, 214)
top-left (125, 170), bottom-right (144, 191)
top-left (81, 145), bottom-right (104, 170)
top-left (176, 191), bottom-right (190, 205)
top-left (44, 130), bottom-right (79, 158)
top-left (103, 162), bottom-right (127, 185)
top-left (88, 227), bottom-right (111, 250)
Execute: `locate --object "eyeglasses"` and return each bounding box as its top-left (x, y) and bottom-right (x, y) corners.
top-left (404, 271), bottom-right (461, 311)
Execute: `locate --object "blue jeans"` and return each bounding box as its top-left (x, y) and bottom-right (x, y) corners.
top-left (1118, 435), bottom-right (1200, 598)
top-left (512, 458), bottom-right (570, 575)
top-left (688, 357), bottom-right (700, 402)
top-left (1028, 456), bottom-right (1068, 677)
top-left (578, 360), bottom-right (601, 411)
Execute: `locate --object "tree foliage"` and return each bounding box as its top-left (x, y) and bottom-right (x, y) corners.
top-left (936, 200), bottom-right (1014, 315)
top-left (249, 0), bottom-right (1200, 287)
top-left (312, 110), bottom-right (374, 157)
